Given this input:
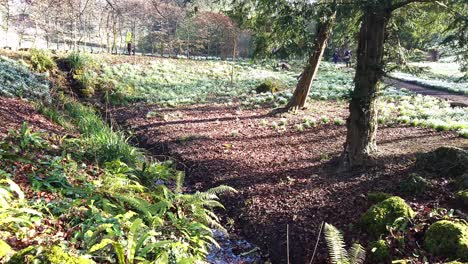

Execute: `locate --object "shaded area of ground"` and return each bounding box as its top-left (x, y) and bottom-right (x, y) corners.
top-left (385, 77), bottom-right (468, 107)
top-left (113, 102), bottom-right (468, 263)
top-left (0, 96), bottom-right (63, 136)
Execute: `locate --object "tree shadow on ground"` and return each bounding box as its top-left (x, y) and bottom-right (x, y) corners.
top-left (114, 103), bottom-right (468, 264)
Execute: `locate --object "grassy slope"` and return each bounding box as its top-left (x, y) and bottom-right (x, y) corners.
top-left (0, 52), bottom-right (234, 263)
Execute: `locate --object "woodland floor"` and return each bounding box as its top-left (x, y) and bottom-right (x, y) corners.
top-left (385, 77), bottom-right (468, 107)
top-left (112, 100), bottom-right (468, 263)
top-left (0, 97), bottom-right (64, 136)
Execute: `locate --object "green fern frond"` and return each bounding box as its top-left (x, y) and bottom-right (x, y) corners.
top-left (175, 171), bottom-right (184, 194)
top-left (110, 193), bottom-right (153, 220)
top-left (348, 243), bottom-right (366, 264)
top-left (324, 223), bottom-right (348, 264)
top-left (205, 185), bottom-right (237, 195)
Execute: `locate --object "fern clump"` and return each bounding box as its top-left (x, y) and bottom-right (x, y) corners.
top-left (324, 223), bottom-right (366, 264)
top-left (424, 220), bottom-right (468, 261)
top-left (29, 49), bottom-right (56, 73)
top-left (361, 196), bottom-right (415, 237)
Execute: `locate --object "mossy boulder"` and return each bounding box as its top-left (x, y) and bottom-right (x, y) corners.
top-left (362, 196), bottom-right (415, 236)
top-left (455, 190), bottom-right (468, 206)
top-left (424, 220), bottom-right (468, 261)
top-left (368, 239), bottom-right (390, 263)
top-left (8, 246), bottom-right (93, 264)
top-left (416, 147), bottom-right (468, 177)
top-left (255, 79), bottom-right (284, 94)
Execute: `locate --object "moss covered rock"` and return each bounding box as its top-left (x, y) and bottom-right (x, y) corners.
top-left (362, 196), bottom-right (415, 236)
top-left (369, 239), bottom-right (390, 263)
top-left (424, 220), bottom-right (468, 261)
top-left (416, 147), bottom-right (468, 177)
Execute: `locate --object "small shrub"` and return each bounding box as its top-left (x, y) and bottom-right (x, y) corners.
top-left (362, 196), bottom-right (415, 237)
top-left (304, 118), bottom-right (317, 128)
top-left (295, 124), bottom-right (304, 132)
top-left (259, 119), bottom-right (269, 126)
top-left (397, 115), bottom-right (411, 124)
top-left (67, 52), bottom-right (94, 72)
top-left (334, 118), bottom-right (345, 126)
top-left (279, 118), bottom-right (287, 126)
top-left (424, 220), bottom-right (468, 261)
top-left (321, 116), bottom-right (330, 124)
top-left (29, 49), bottom-right (56, 73)
top-left (255, 79), bottom-right (284, 94)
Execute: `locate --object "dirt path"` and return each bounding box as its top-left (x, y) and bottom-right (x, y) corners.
top-left (113, 101), bottom-right (467, 264)
top-left (385, 77), bottom-right (468, 107)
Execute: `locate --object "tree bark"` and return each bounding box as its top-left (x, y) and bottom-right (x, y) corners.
top-left (285, 12), bottom-right (336, 111)
top-left (340, 5), bottom-right (392, 170)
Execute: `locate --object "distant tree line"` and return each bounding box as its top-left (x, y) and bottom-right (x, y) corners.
top-left (0, 0), bottom-right (253, 58)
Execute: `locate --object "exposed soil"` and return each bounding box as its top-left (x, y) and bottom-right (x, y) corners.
top-left (112, 101), bottom-right (468, 264)
top-left (385, 78), bottom-right (468, 107)
top-left (0, 96), bottom-right (64, 136)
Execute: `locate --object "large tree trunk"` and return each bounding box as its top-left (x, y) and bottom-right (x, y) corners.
top-left (285, 12), bottom-right (336, 111)
top-left (340, 5), bottom-right (392, 169)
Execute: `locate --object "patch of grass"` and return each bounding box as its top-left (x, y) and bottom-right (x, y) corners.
top-left (334, 118), bottom-right (345, 126)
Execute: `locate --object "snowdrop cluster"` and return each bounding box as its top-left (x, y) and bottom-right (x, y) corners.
top-left (0, 56), bottom-right (51, 102)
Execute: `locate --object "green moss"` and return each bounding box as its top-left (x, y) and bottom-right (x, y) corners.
top-left (362, 196), bottom-right (415, 237)
top-left (45, 246), bottom-right (93, 264)
top-left (8, 246), bottom-right (93, 264)
top-left (424, 220), bottom-right (468, 261)
top-left (369, 239), bottom-right (390, 263)
top-left (367, 192), bottom-right (392, 203)
top-left (455, 190), bottom-right (468, 206)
